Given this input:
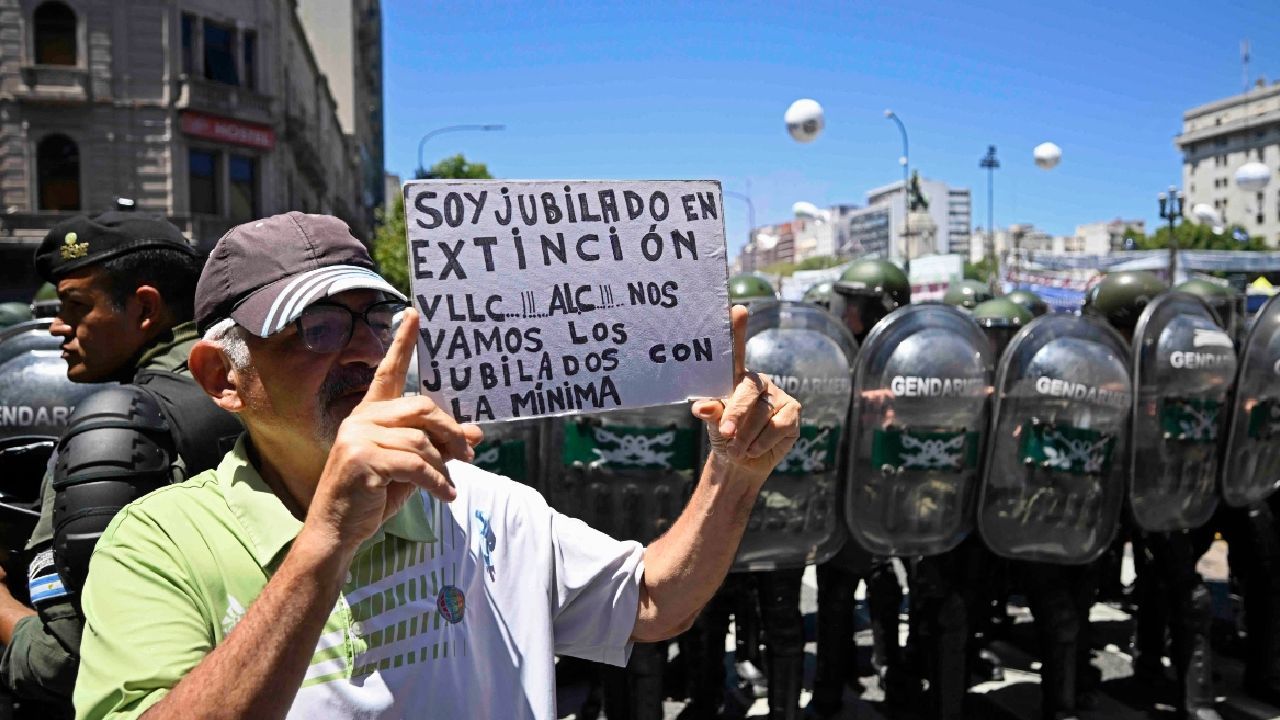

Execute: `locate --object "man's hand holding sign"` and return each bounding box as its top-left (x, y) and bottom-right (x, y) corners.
top-left (636, 303), bottom-right (801, 640)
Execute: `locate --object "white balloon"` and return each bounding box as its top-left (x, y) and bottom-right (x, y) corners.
top-left (1190, 203), bottom-right (1221, 226)
top-left (1033, 142), bottom-right (1062, 170)
top-left (793, 201), bottom-right (821, 217)
top-left (784, 99), bottom-right (825, 143)
top-left (1235, 161), bottom-right (1271, 192)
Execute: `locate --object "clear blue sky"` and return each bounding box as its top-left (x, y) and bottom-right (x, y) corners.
top-left (383, 0), bottom-right (1280, 257)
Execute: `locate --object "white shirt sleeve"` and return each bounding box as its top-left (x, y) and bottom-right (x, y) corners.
top-left (548, 510), bottom-right (645, 666)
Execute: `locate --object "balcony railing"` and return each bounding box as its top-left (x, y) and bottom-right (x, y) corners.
top-left (18, 65), bottom-right (89, 101)
top-left (176, 75), bottom-right (274, 125)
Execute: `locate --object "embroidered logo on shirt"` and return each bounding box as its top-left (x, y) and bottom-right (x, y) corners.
top-left (437, 585), bottom-right (465, 624)
top-left (222, 594), bottom-right (246, 634)
top-left (474, 510), bottom-right (496, 579)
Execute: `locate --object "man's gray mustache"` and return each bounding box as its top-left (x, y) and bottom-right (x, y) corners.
top-left (318, 366), bottom-right (376, 408)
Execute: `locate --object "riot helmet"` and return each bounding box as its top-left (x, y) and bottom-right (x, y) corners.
top-left (728, 274), bottom-right (778, 305)
top-left (942, 279), bottom-right (994, 311)
top-left (1005, 289), bottom-right (1049, 318)
top-left (30, 282), bottom-right (59, 318)
top-left (1082, 270), bottom-right (1167, 341)
top-left (1175, 278), bottom-right (1241, 341)
top-left (0, 303), bottom-right (32, 328)
top-left (802, 281), bottom-right (835, 310)
top-left (972, 297), bottom-right (1034, 359)
top-left (831, 259), bottom-right (909, 343)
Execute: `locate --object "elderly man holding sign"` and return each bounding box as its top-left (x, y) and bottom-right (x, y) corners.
top-left (71, 211), bottom-right (800, 720)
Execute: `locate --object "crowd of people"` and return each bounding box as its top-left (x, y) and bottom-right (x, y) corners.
top-left (0, 208), bottom-right (1276, 720)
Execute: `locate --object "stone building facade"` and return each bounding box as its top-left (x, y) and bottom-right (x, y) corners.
top-left (1177, 81), bottom-right (1280, 247)
top-left (0, 0), bottom-right (381, 300)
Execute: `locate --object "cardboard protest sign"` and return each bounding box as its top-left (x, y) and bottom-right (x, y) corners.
top-left (402, 180), bottom-right (733, 422)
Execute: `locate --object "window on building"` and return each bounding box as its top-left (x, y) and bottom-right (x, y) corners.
top-left (189, 149), bottom-right (219, 215)
top-left (242, 30), bottom-right (257, 91)
top-left (37, 134), bottom-right (80, 210)
top-left (203, 21), bottom-right (238, 85)
top-left (33, 1), bottom-right (77, 66)
top-left (181, 13), bottom-right (195, 75)
top-left (228, 155), bottom-right (257, 221)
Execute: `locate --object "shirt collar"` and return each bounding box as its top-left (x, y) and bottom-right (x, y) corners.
top-left (134, 321), bottom-right (198, 372)
top-left (218, 436), bottom-right (437, 568)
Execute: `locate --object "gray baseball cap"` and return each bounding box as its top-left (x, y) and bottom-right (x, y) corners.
top-left (195, 211), bottom-right (405, 337)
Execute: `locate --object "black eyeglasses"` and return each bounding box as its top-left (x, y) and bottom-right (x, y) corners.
top-left (294, 299), bottom-right (408, 354)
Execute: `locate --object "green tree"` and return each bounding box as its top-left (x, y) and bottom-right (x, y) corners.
top-left (371, 195), bottom-right (410, 296)
top-left (1129, 222), bottom-right (1267, 251)
top-left (794, 255), bottom-right (845, 272)
top-left (414, 153), bottom-right (493, 180)
top-left (964, 256), bottom-right (997, 282)
top-left (373, 154), bottom-right (494, 295)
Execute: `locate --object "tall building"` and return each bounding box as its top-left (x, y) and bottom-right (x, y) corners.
top-left (840, 204), bottom-right (892, 259)
top-left (0, 0), bottom-right (381, 300)
top-left (1072, 219), bottom-right (1145, 254)
top-left (736, 221), bottom-right (795, 272)
top-left (296, 0), bottom-right (384, 230)
top-left (1176, 80), bottom-right (1280, 246)
top-left (862, 177), bottom-right (972, 262)
top-left (790, 215), bottom-right (835, 262)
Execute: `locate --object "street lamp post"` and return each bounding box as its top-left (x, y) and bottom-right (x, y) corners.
top-left (416, 124), bottom-right (506, 178)
top-left (884, 110), bottom-right (910, 273)
top-left (979, 145), bottom-right (999, 266)
top-left (1158, 186), bottom-right (1183, 282)
top-left (725, 189), bottom-right (756, 270)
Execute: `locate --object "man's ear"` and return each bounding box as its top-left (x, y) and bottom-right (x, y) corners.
top-left (189, 340), bottom-right (246, 413)
top-left (132, 285), bottom-right (165, 333)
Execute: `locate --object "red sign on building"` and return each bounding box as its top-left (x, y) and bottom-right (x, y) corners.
top-left (180, 111), bottom-right (275, 151)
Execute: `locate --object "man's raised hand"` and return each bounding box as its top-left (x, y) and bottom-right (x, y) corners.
top-left (691, 305), bottom-right (802, 482)
top-left (310, 307), bottom-right (484, 551)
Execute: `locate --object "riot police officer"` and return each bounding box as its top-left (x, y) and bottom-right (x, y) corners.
top-left (801, 281), bottom-right (834, 310)
top-left (1005, 288), bottom-right (1051, 319)
top-left (941, 280), bottom-right (995, 311)
top-left (808, 259), bottom-right (911, 719)
top-left (984, 294), bottom-right (1106, 720)
top-left (1086, 271), bottom-right (1225, 720)
top-left (981, 287), bottom-right (1134, 720)
top-left (683, 273), bottom-right (817, 720)
top-left (0, 213), bottom-right (240, 717)
top-left (1177, 279), bottom-right (1280, 706)
top-left (29, 284), bottom-right (58, 320)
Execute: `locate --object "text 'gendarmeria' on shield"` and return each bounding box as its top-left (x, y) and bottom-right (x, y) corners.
top-left (402, 180), bottom-right (735, 422)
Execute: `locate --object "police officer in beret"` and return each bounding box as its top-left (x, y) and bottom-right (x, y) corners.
top-left (0, 212), bottom-right (239, 717)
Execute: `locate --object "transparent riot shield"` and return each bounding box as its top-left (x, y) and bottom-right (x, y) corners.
top-left (977, 315), bottom-right (1131, 564)
top-left (0, 319), bottom-right (102, 600)
top-left (846, 304), bottom-right (993, 557)
top-left (545, 402), bottom-right (699, 545)
top-left (732, 300), bottom-right (857, 571)
top-left (0, 319), bottom-right (100, 444)
top-left (1221, 293), bottom-right (1280, 507)
top-left (471, 419), bottom-right (547, 493)
top-left (1129, 293), bottom-right (1237, 532)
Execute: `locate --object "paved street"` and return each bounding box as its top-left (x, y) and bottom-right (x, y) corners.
top-left (558, 542), bottom-right (1280, 720)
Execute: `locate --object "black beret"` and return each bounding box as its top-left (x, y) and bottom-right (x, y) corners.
top-left (34, 212), bottom-right (198, 282)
